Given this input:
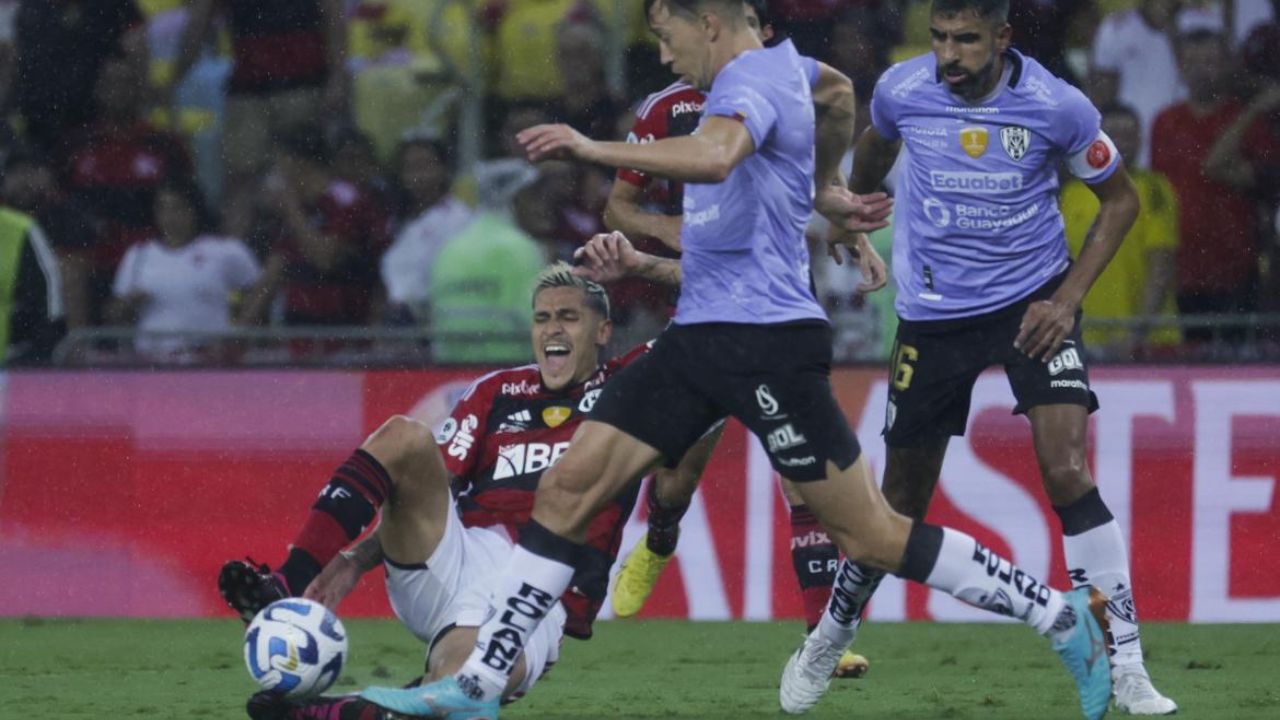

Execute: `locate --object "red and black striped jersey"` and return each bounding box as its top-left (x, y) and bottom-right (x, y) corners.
top-left (434, 343), bottom-right (649, 638)
top-left (616, 81), bottom-right (706, 216)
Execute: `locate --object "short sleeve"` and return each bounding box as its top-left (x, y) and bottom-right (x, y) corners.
top-left (222, 239), bottom-right (262, 289)
top-left (801, 55), bottom-right (819, 89)
top-left (436, 378), bottom-right (492, 479)
top-left (111, 243), bottom-right (142, 297)
top-left (703, 69), bottom-right (778, 150)
top-left (869, 82), bottom-right (900, 141)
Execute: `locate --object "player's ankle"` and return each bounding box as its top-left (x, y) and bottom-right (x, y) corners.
top-left (456, 664), bottom-right (507, 703)
top-left (815, 610), bottom-right (857, 646)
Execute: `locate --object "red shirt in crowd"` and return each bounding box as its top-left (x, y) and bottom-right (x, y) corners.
top-left (275, 180), bottom-right (391, 325)
top-left (63, 121), bottom-right (194, 270)
top-left (222, 0), bottom-right (330, 94)
top-left (1151, 100), bottom-right (1278, 296)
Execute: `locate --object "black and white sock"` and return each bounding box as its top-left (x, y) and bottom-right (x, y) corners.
top-left (457, 521), bottom-right (579, 702)
top-left (815, 559), bottom-right (885, 646)
top-left (1057, 488), bottom-right (1143, 668)
top-left (897, 522), bottom-right (1071, 638)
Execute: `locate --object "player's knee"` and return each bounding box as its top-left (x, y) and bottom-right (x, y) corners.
top-left (1039, 454), bottom-right (1092, 505)
top-left (882, 481), bottom-right (930, 518)
top-left (363, 415), bottom-right (436, 486)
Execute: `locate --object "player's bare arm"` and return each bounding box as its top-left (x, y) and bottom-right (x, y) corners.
top-left (1014, 167), bottom-right (1139, 362)
top-left (519, 116), bottom-right (756, 183)
top-left (573, 231), bottom-right (682, 287)
top-left (812, 62), bottom-right (856, 191)
top-left (850, 125), bottom-right (902, 194)
top-left (303, 530), bottom-right (384, 609)
top-left (603, 178), bottom-right (684, 252)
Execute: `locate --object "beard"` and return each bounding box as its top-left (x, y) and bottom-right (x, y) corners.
top-left (942, 55), bottom-right (998, 100)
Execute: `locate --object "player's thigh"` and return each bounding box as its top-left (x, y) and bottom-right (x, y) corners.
top-left (222, 95), bottom-right (271, 178)
top-left (788, 454), bottom-right (913, 570)
top-left (532, 420), bottom-right (668, 538)
top-left (361, 415), bottom-right (452, 566)
top-left (713, 323), bottom-right (860, 482)
top-left (384, 519), bottom-right (510, 645)
top-left (588, 334), bottom-right (727, 468)
top-left (883, 321), bottom-right (988, 449)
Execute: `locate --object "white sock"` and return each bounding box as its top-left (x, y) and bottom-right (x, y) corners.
top-left (923, 527), bottom-right (1067, 636)
top-left (456, 544), bottom-right (575, 701)
top-left (1063, 520), bottom-right (1144, 669)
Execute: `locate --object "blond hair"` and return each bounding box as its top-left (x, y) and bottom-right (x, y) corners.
top-left (532, 262), bottom-right (611, 319)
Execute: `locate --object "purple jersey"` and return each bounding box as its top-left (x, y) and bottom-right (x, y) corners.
top-left (674, 40), bottom-right (827, 326)
top-left (871, 49), bottom-right (1120, 320)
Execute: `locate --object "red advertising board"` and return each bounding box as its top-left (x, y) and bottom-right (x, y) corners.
top-left (1, 367), bottom-right (1277, 622)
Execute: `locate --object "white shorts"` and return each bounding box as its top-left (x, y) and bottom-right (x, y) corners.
top-left (384, 503), bottom-right (565, 699)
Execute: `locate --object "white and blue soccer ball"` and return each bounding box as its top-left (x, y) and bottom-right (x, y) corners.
top-left (244, 598), bottom-right (348, 698)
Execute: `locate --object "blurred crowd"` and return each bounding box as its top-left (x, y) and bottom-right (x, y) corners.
top-left (0, 0), bottom-right (1277, 366)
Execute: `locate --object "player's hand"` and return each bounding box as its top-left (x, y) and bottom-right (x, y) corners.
top-left (517, 123), bottom-right (597, 163)
top-left (303, 551), bottom-right (363, 610)
top-left (851, 234), bottom-right (888, 293)
top-left (573, 231), bottom-right (639, 283)
top-left (814, 187), bottom-right (893, 233)
top-left (1014, 299), bottom-right (1077, 362)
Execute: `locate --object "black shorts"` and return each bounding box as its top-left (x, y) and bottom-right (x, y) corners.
top-left (883, 274), bottom-right (1099, 448)
top-left (589, 321), bottom-right (861, 482)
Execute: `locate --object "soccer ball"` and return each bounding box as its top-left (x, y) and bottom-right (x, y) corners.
top-left (244, 598), bottom-right (348, 698)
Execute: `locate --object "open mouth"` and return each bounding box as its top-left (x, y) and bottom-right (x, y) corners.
top-left (543, 343), bottom-right (572, 376)
top-left (943, 70), bottom-right (969, 85)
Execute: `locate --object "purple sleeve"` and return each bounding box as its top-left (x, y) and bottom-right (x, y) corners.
top-left (1056, 84), bottom-right (1103, 155)
top-left (703, 70), bottom-right (778, 150)
top-left (869, 82), bottom-right (900, 140)
top-left (802, 55), bottom-right (819, 89)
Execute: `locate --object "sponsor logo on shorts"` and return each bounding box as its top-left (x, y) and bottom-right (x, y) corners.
top-left (493, 441), bottom-right (571, 480)
top-left (766, 424), bottom-right (807, 453)
top-left (929, 171), bottom-right (1023, 193)
top-left (1047, 347), bottom-right (1084, 377)
top-left (578, 388), bottom-right (602, 413)
top-left (542, 406), bottom-right (572, 428)
top-left (755, 384), bottom-right (780, 416)
top-left (446, 415), bottom-right (479, 460)
top-left (1050, 379), bottom-right (1089, 390)
top-left (777, 455), bottom-right (817, 468)
top-left (434, 417), bottom-right (458, 444)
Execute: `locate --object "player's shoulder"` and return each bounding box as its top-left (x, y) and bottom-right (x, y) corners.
top-left (1008, 50), bottom-right (1092, 113)
top-left (460, 363), bottom-right (543, 404)
top-left (636, 80), bottom-right (703, 122)
top-left (874, 52), bottom-right (936, 102)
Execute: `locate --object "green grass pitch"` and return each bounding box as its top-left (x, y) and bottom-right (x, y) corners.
top-left (2, 619), bottom-right (1278, 719)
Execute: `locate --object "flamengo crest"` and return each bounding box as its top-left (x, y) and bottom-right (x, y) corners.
top-left (1000, 126), bottom-right (1030, 161)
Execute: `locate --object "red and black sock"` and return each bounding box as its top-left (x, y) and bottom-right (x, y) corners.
top-left (279, 449), bottom-right (392, 594)
top-left (789, 504), bottom-right (839, 632)
top-left (644, 478), bottom-right (690, 557)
